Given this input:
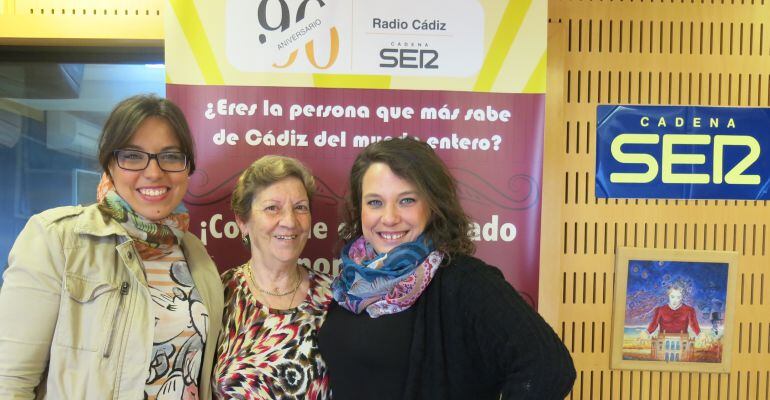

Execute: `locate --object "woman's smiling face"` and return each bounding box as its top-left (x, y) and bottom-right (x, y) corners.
top-left (108, 117), bottom-right (189, 220)
top-left (360, 162), bottom-right (430, 254)
top-left (238, 177), bottom-right (312, 269)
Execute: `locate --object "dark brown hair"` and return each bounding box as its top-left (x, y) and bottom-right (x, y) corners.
top-left (339, 138), bottom-right (475, 256)
top-left (98, 94), bottom-right (196, 176)
top-left (231, 155), bottom-right (316, 222)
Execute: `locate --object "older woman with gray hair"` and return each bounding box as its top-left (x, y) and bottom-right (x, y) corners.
top-left (213, 155), bottom-right (333, 399)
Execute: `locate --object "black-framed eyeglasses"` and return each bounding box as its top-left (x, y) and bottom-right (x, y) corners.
top-left (113, 149), bottom-right (188, 172)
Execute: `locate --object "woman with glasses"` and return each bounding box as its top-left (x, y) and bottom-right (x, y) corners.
top-left (0, 94), bottom-right (223, 399)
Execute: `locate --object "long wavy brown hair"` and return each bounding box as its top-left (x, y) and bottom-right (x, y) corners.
top-left (339, 138), bottom-right (475, 256)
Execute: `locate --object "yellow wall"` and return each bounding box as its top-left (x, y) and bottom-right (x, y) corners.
top-left (544, 1), bottom-right (770, 399)
top-left (0, 0), bottom-right (162, 45)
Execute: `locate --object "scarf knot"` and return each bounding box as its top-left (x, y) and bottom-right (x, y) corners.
top-left (331, 235), bottom-right (443, 318)
top-left (96, 174), bottom-right (189, 260)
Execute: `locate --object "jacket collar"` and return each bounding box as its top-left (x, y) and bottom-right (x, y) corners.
top-left (75, 204), bottom-right (208, 288)
top-left (75, 204), bottom-right (199, 252)
top-left (73, 204), bottom-right (130, 238)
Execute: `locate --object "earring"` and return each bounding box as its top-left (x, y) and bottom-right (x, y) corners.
top-left (241, 233), bottom-right (251, 247)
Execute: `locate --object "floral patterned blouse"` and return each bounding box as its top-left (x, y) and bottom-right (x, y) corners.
top-left (214, 263), bottom-right (333, 400)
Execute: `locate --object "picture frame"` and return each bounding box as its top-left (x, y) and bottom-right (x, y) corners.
top-left (610, 247), bottom-right (738, 372)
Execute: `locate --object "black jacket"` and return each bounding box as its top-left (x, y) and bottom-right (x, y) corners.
top-left (322, 254), bottom-right (576, 400)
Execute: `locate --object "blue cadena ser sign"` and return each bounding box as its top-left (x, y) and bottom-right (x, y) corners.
top-left (596, 105), bottom-right (770, 200)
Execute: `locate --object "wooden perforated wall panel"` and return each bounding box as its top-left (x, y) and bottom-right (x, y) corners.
top-left (542, 1), bottom-right (770, 399)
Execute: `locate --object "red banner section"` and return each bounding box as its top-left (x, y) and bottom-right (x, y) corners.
top-left (169, 84), bottom-right (543, 305)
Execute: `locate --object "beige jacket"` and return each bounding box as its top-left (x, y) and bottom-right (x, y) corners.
top-left (0, 204), bottom-right (224, 400)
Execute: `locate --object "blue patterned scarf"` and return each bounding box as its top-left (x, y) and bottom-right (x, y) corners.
top-left (331, 235), bottom-right (443, 318)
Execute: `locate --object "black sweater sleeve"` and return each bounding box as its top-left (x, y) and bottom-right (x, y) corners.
top-left (457, 257), bottom-right (576, 399)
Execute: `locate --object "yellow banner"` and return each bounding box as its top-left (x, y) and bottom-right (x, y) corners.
top-left (165, 0), bottom-right (545, 93)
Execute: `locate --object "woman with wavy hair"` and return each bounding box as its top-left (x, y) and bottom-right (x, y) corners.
top-left (318, 138), bottom-right (575, 400)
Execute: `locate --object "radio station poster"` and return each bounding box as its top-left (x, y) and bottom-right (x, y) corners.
top-left (165, 0), bottom-right (546, 305)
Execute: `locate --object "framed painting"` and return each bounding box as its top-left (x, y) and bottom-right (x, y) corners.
top-left (611, 247), bottom-right (738, 372)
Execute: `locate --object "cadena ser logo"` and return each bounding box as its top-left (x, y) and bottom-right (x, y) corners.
top-left (595, 105), bottom-right (770, 200)
top-left (357, 0), bottom-right (484, 76)
top-left (379, 44), bottom-right (439, 70)
top-left (226, 0), bottom-right (350, 72)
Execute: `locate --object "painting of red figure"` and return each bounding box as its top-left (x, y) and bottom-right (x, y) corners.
top-left (621, 259), bottom-right (729, 363)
